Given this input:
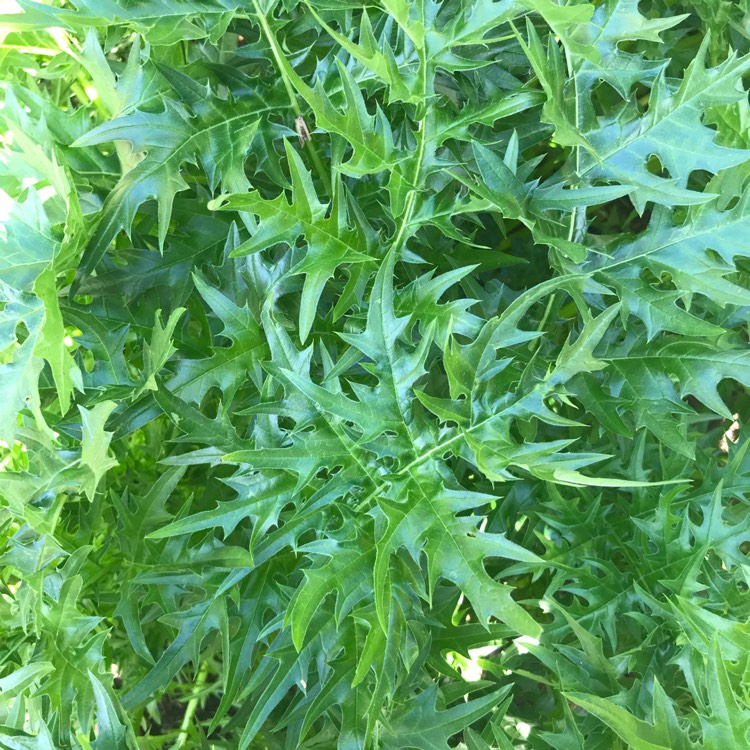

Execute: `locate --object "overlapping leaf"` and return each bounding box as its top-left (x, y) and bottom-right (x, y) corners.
top-left (2, 0), bottom-right (750, 748)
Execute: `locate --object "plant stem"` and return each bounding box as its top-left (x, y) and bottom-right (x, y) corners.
top-left (528, 292), bottom-right (557, 351)
top-left (387, 45), bottom-right (428, 255)
top-left (565, 46), bottom-right (584, 244)
top-left (389, 119), bottom-right (426, 254)
top-left (251, 0), bottom-right (332, 197)
top-left (172, 660), bottom-right (209, 750)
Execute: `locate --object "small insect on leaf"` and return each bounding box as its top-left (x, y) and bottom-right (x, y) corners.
top-left (295, 115), bottom-right (312, 147)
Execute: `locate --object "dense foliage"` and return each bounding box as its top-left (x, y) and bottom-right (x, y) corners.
top-left (2, 0), bottom-right (750, 747)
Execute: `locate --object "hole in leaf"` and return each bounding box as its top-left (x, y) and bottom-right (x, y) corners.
top-left (201, 387), bottom-right (223, 419)
top-left (645, 154), bottom-right (670, 179)
top-left (628, 203), bottom-right (652, 234)
top-left (656, 271), bottom-right (675, 290)
top-left (687, 169), bottom-right (712, 193)
top-left (13, 320), bottom-right (30, 344)
top-left (630, 82), bottom-right (652, 113)
top-left (591, 80), bottom-right (624, 116)
top-left (705, 247), bottom-right (728, 267)
top-left (725, 195), bottom-right (740, 210)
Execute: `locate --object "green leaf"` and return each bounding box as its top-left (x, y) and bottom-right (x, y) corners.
top-left (380, 685), bottom-right (513, 749)
top-left (78, 400), bottom-right (118, 499)
top-left (209, 141), bottom-right (370, 341)
top-left (168, 274), bottom-right (266, 403)
top-left (603, 340), bottom-right (750, 456)
top-left (89, 671), bottom-right (130, 750)
top-left (581, 40), bottom-right (750, 209)
top-left (73, 71), bottom-right (259, 277)
top-left (139, 307), bottom-right (186, 394)
top-left (4, 2), bottom-right (750, 748)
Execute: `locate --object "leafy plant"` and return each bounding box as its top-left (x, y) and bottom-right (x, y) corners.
top-left (1, 0), bottom-right (750, 747)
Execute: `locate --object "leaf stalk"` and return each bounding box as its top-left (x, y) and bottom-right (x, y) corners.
top-left (251, 0), bottom-right (332, 197)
